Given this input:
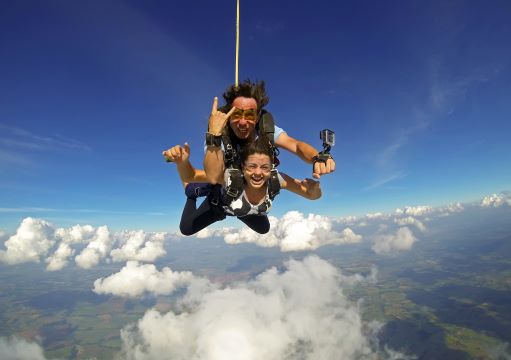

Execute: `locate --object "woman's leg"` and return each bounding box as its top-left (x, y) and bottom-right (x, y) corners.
top-left (179, 197), bottom-right (226, 236)
top-left (237, 215), bottom-right (271, 234)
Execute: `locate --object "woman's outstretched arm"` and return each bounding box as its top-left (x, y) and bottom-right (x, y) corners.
top-left (279, 172), bottom-right (322, 200)
top-left (162, 143), bottom-right (208, 184)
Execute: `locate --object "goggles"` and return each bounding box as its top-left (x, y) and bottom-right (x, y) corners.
top-left (231, 108), bottom-right (258, 122)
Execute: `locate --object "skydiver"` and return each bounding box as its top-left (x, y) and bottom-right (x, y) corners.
top-left (203, 79), bottom-right (336, 186)
top-left (162, 135), bottom-right (321, 235)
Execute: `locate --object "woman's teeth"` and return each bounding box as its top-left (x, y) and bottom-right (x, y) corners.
top-left (251, 177), bottom-right (263, 184)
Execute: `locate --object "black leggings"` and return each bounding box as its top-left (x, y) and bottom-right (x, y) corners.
top-left (179, 197), bottom-right (270, 236)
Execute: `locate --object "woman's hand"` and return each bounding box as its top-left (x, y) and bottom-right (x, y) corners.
top-left (301, 178), bottom-right (322, 199)
top-left (162, 143), bottom-right (190, 164)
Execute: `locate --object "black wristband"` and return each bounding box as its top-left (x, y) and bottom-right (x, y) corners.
top-left (205, 133), bottom-right (222, 147)
top-left (312, 153), bottom-right (333, 164)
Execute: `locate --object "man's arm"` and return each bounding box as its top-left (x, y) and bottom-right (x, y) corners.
top-left (203, 146), bottom-right (225, 184)
top-left (275, 133), bottom-right (336, 179)
top-left (162, 144), bottom-right (209, 183)
top-left (203, 97), bottom-right (236, 184)
top-left (175, 160), bottom-right (209, 184)
top-left (275, 132), bottom-right (318, 162)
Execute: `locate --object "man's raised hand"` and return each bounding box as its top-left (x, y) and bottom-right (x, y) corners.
top-left (208, 97), bottom-right (236, 136)
top-left (312, 157), bottom-right (336, 179)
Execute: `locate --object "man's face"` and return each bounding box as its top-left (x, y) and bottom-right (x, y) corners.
top-left (230, 97), bottom-right (258, 140)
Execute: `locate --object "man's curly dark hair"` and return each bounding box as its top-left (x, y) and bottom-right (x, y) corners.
top-left (219, 79), bottom-right (269, 113)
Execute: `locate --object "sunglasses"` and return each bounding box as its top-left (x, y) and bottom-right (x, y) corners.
top-left (230, 108), bottom-right (258, 121)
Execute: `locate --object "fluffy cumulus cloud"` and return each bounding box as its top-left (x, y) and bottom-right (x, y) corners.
top-left (394, 216), bottom-right (426, 232)
top-left (55, 224), bottom-right (96, 244)
top-left (45, 242), bottom-right (74, 271)
top-left (0, 336), bottom-right (47, 360)
top-left (2, 191), bottom-right (510, 270)
top-left (394, 206), bottom-right (433, 217)
top-left (372, 227), bottom-right (417, 254)
top-left (110, 230), bottom-right (167, 263)
top-left (75, 225), bottom-right (113, 269)
top-left (0, 217), bottom-right (55, 265)
top-left (46, 224), bottom-right (98, 270)
top-left (119, 256), bottom-right (379, 360)
top-left (0, 218), bottom-right (172, 270)
top-left (437, 202), bottom-right (464, 217)
top-left (93, 261), bottom-right (196, 298)
top-left (221, 211), bottom-right (362, 252)
top-left (481, 193), bottom-right (511, 208)
top-left (365, 212), bottom-right (388, 220)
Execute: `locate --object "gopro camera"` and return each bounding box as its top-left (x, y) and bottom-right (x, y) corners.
top-left (320, 129), bottom-right (335, 153)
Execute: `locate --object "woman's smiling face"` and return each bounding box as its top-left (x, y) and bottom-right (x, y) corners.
top-left (242, 153), bottom-right (272, 189)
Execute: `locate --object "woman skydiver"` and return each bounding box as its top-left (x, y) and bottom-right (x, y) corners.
top-left (162, 135), bottom-right (322, 236)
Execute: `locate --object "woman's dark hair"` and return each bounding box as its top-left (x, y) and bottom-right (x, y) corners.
top-left (239, 134), bottom-right (273, 164)
top-left (219, 79), bottom-right (269, 113)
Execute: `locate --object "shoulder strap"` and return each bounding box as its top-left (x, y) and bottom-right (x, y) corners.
top-left (221, 134), bottom-right (243, 205)
top-left (221, 135), bottom-right (237, 168)
top-left (258, 110), bottom-right (281, 199)
top-left (257, 110), bottom-right (280, 166)
top-left (267, 169), bottom-right (281, 200)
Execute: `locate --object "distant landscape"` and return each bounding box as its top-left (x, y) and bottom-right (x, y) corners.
top-left (1, 202), bottom-right (511, 359)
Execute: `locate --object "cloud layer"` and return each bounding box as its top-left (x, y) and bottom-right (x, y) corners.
top-left (0, 219), bottom-right (174, 271)
top-left (1, 192), bottom-right (510, 271)
top-left (223, 211), bottom-right (362, 252)
top-left (118, 256), bottom-right (379, 360)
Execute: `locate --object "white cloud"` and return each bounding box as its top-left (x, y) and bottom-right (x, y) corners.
top-left (55, 224), bottom-right (96, 244)
top-left (394, 216), bottom-right (426, 232)
top-left (45, 242), bottom-right (74, 271)
top-left (395, 206), bottom-right (433, 217)
top-left (0, 336), bottom-right (47, 360)
top-left (2, 189), bottom-right (510, 271)
top-left (481, 193), bottom-right (511, 208)
top-left (366, 171), bottom-right (406, 190)
top-left (1, 218), bottom-right (173, 270)
top-left (0, 124), bottom-right (91, 152)
top-left (437, 202), bottom-right (464, 216)
top-left (336, 215), bottom-right (359, 225)
top-left (195, 227), bottom-right (218, 239)
top-left (75, 225), bottom-right (113, 269)
top-left (0, 218), bottom-right (55, 265)
top-left (110, 230), bottom-right (167, 263)
top-left (372, 227), bottom-right (417, 254)
top-left (222, 211), bottom-right (362, 252)
top-left (194, 227), bottom-right (232, 239)
top-left (93, 261), bottom-right (195, 298)
top-left (119, 256), bottom-right (378, 360)
top-left (43, 225), bottom-right (97, 270)
top-left (366, 212), bottom-right (387, 220)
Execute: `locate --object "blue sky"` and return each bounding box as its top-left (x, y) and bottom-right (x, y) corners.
top-left (1, 0), bottom-right (510, 232)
